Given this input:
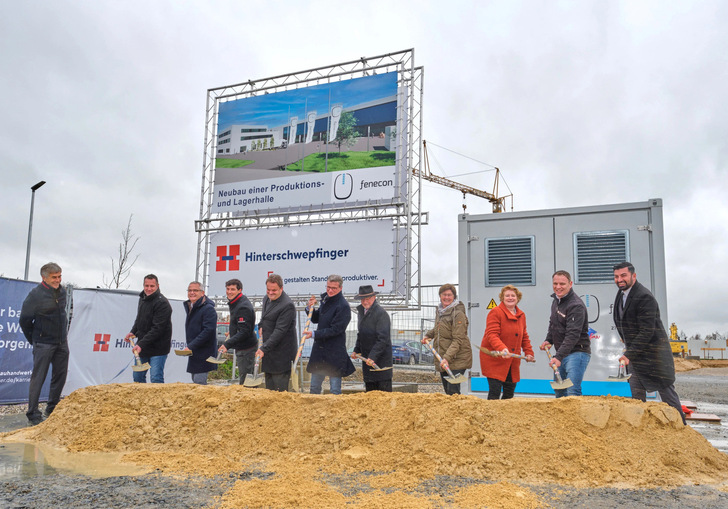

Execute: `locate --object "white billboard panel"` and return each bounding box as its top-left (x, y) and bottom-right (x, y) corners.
top-left (207, 221), bottom-right (394, 297)
top-left (213, 166), bottom-right (396, 213)
top-left (213, 72), bottom-right (403, 215)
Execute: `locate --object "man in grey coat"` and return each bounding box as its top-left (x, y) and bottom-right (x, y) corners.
top-left (613, 261), bottom-right (685, 424)
top-left (257, 274), bottom-right (297, 391)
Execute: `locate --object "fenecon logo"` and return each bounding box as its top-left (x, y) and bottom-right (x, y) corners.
top-left (93, 333), bottom-right (110, 352)
top-left (216, 245), bottom-right (240, 271)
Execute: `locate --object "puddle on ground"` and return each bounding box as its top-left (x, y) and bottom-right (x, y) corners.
top-left (0, 441), bottom-right (151, 480)
top-left (686, 401), bottom-right (728, 454)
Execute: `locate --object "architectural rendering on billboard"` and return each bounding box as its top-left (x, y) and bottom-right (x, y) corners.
top-left (197, 50), bottom-right (423, 304)
top-left (212, 72), bottom-right (406, 215)
top-left (207, 220), bottom-right (395, 298)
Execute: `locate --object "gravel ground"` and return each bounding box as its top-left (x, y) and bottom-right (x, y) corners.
top-left (1, 366), bottom-right (727, 508)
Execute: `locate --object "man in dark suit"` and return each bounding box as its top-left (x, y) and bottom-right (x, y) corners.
top-left (351, 285), bottom-right (393, 392)
top-left (613, 262), bottom-right (685, 423)
top-left (257, 274), bottom-right (297, 391)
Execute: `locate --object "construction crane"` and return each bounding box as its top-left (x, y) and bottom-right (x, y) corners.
top-left (414, 140), bottom-right (512, 213)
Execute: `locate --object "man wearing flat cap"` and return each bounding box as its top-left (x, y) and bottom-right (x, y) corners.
top-left (351, 285), bottom-right (393, 392)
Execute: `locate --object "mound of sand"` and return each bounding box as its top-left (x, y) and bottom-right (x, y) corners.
top-left (674, 357), bottom-right (704, 372)
top-left (4, 384), bottom-right (728, 508)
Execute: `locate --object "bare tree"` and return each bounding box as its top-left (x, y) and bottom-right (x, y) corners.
top-left (103, 215), bottom-right (140, 289)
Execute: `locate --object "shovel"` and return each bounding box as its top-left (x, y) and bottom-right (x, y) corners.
top-left (607, 360), bottom-right (631, 381)
top-left (544, 348), bottom-right (573, 390)
top-left (290, 306), bottom-right (314, 392)
top-left (128, 338), bottom-right (151, 372)
top-left (206, 351), bottom-right (226, 365)
top-left (422, 339), bottom-right (465, 384)
top-left (174, 349), bottom-right (192, 356)
top-left (354, 354), bottom-right (392, 371)
top-left (243, 329), bottom-right (265, 387)
top-left (475, 344), bottom-right (528, 360)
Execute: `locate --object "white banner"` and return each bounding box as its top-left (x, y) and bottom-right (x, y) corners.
top-left (207, 220), bottom-right (394, 297)
top-left (65, 289), bottom-right (191, 394)
top-left (212, 165), bottom-right (397, 214)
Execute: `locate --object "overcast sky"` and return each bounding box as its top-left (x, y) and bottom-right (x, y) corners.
top-left (1, 1), bottom-right (726, 336)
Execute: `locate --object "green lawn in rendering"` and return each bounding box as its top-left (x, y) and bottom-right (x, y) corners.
top-left (215, 158), bottom-right (255, 168)
top-left (286, 151), bottom-right (395, 172)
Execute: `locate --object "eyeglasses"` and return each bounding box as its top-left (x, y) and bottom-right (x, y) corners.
top-left (187, 289), bottom-right (202, 293)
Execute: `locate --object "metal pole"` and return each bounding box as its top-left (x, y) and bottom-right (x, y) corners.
top-left (24, 180), bottom-right (46, 280)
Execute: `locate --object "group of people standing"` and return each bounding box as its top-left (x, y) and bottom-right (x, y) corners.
top-left (475, 262), bottom-right (684, 423)
top-left (18, 260), bottom-right (684, 426)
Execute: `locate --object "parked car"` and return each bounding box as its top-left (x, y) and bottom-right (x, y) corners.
top-left (216, 322), bottom-right (229, 347)
top-left (392, 340), bottom-right (434, 365)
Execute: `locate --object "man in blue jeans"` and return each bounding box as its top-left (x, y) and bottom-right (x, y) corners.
top-left (303, 275), bottom-right (355, 394)
top-left (124, 274), bottom-right (172, 383)
top-left (539, 270), bottom-right (591, 397)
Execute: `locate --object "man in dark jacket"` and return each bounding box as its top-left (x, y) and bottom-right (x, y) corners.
top-left (19, 262), bottom-right (69, 426)
top-left (304, 274), bottom-right (354, 395)
top-left (182, 281), bottom-right (218, 385)
top-left (124, 274), bottom-right (172, 383)
top-left (539, 270), bottom-right (591, 397)
top-left (352, 285), bottom-right (392, 392)
top-left (218, 278), bottom-right (256, 384)
top-left (257, 274), bottom-right (297, 391)
top-left (613, 262), bottom-right (685, 423)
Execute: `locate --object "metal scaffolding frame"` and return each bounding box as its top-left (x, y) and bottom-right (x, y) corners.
top-left (196, 49), bottom-right (424, 308)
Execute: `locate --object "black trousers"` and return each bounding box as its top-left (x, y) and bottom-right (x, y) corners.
top-left (628, 367), bottom-right (686, 424)
top-left (265, 370), bottom-right (291, 392)
top-left (364, 379), bottom-right (393, 392)
top-left (236, 347), bottom-right (256, 385)
top-left (440, 369), bottom-right (467, 395)
top-left (487, 369), bottom-right (515, 400)
top-left (27, 341), bottom-right (69, 421)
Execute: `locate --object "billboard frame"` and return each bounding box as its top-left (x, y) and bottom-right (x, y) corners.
top-left (195, 49), bottom-right (424, 307)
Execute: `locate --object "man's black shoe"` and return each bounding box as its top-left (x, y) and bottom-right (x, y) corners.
top-left (28, 417), bottom-right (44, 426)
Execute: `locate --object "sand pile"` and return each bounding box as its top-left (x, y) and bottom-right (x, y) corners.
top-left (674, 357), bottom-right (704, 372)
top-left (4, 384), bottom-right (728, 507)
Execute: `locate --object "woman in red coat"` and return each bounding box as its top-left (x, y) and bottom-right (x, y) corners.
top-left (480, 285), bottom-right (535, 399)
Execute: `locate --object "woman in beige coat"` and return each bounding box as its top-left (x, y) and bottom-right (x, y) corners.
top-left (422, 283), bottom-right (473, 395)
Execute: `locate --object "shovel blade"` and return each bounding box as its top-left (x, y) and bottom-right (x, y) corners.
top-left (289, 371), bottom-right (301, 392)
top-left (444, 374), bottom-right (466, 385)
top-left (132, 363), bottom-right (151, 372)
top-left (243, 374), bottom-right (264, 387)
top-left (174, 349), bottom-right (192, 356)
top-left (550, 378), bottom-right (574, 390)
top-left (607, 374), bottom-right (632, 381)
top-left (206, 356), bottom-right (225, 365)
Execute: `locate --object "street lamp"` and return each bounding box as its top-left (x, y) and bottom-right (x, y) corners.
top-left (24, 180), bottom-right (46, 280)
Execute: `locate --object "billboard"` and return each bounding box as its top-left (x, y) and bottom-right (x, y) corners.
top-left (213, 72), bottom-right (404, 215)
top-left (207, 220), bottom-right (395, 297)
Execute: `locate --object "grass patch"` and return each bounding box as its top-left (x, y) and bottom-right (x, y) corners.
top-left (215, 158), bottom-right (255, 168)
top-left (208, 358), bottom-right (235, 380)
top-left (286, 150), bottom-right (395, 172)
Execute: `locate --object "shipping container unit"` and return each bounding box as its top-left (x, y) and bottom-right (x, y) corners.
top-left (458, 199), bottom-right (667, 397)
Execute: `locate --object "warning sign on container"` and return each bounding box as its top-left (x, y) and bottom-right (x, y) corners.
top-left (487, 299), bottom-right (497, 309)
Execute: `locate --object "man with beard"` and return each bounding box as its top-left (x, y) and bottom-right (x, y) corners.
top-left (124, 274), bottom-right (172, 383)
top-left (612, 261), bottom-right (685, 423)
